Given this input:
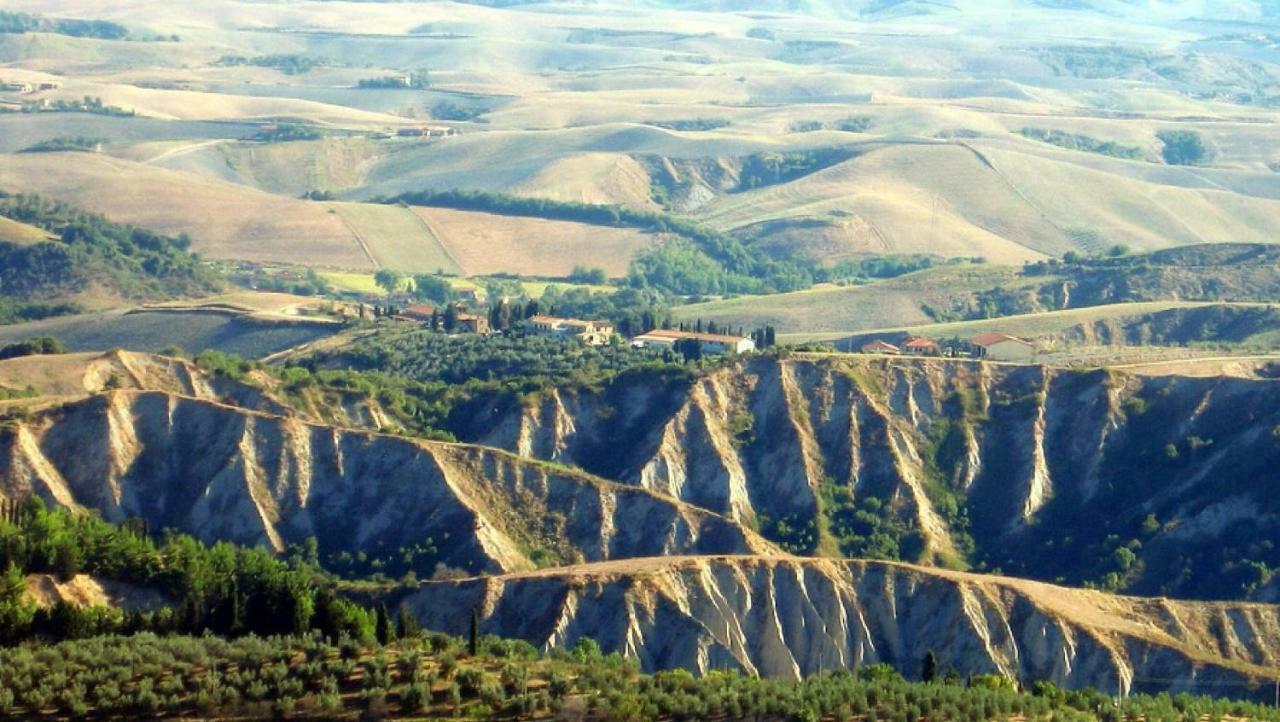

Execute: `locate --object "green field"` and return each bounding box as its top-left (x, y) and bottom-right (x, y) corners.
top-left (332, 202), bottom-right (464, 275)
top-left (673, 265), bottom-right (1031, 334)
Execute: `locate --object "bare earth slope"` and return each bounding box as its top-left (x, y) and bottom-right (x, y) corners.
top-left (0, 390), bottom-right (774, 575)
top-left (451, 355), bottom-right (1280, 599)
top-left (402, 555), bottom-right (1280, 695)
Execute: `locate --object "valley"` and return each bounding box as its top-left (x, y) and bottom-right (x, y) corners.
top-left (2, 0), bottom-right (1280, 718)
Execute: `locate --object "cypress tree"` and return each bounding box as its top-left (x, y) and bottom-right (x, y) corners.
top-left (376, 603), bottom-right (393, 645)
top-left (922, 650), bottom-right (938, 683)
top-left (469, 608), bottom-right (479, 657)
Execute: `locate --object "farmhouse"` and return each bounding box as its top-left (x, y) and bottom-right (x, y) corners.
top-left (397, 125), bottom-right (457, 138)
top-left (971, 332), bottom-right (1035, 361)
top-left (398, 304), bottom-right (437, 323)
top-left (455, 312), bottom-right (490, 335)
top-left (631, 329), bottom-right (756, 355)
top-left (860, 340), bottom-right (901, 355)
top-left (902, 337), bottom-right (940, 356)
top-left (1, 81), bottom-right (34, 94)
top-left (527, 315), bottom-right (614, 346)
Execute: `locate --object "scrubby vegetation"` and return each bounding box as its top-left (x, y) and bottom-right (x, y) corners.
top-left (1018, 128), bottom-right (1143, 159)
top-left (647, 118), bottom-right (730, 131)
top-left (19, 136), bottom-right (107, 153)
top-left (824, 254), bottom-right (981, 285)
top-left (787, 117), bottom-right (873, 133)
top-left (253, 123), bottom-right (324, 143)
top-left (430, 101), bottom-right (486, 121)
top-left (0, 193), bottom-right (221, 323)
top-left (0, 336), bottom-right (66, 361)
top-left (735, 149), bottom-right (857, 190)
top-left (1157, 130), bottom-right (1210, 166)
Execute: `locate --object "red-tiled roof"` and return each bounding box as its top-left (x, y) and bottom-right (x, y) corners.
top-left (862, 340), bottom-right (901, 352)
top-left (403, 305), bottom-right (436, 317)
top-left (971, 332), bottom-right (1032, 347)
top-left (903, 337), bottom-right (939, 349)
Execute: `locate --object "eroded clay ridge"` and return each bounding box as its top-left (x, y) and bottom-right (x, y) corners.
top-left (401, 555), bottom-right (1280, 697)
top-left (0, 390), bottom-right (774, 574)
top-left (457, 356), bottom-right (1280, 599)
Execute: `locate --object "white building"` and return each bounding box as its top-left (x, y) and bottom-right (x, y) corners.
top-left (971, 332), bottom-right (1036, 362)
top-left (631, 329), bottom-right (756, 355)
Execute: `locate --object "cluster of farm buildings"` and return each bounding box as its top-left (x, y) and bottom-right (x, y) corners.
top-left (390, 304), bottom-right (758, 355)
top-left (380, 299), bottom-right (1038, 361)
top-left (860, 332), bottom-right (1036, 361)
top-left (0, 79), bottom-right (62, 94)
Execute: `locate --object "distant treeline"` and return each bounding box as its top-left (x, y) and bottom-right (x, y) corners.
top-left (0, 193), bottom-right (221, 324)
top-left (384, 189), bottom-right (817, 295)
top-left (0, 11), bottom-right (131, 40)
top-left (19, 136), bottom-right (105, 153)
top-left (647, 118), bottom-right (730, 131)
top-left (4, 97), bottom-right (134, 118)
top-left (214, 54), bottom-right (328, 75)
top-left (736, 148), bottom-right (857, 191)
top-left (1018, 128), bottom-right (1143, 160)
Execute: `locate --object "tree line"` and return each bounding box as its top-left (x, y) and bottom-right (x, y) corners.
top-left (0, 10), bottom-right (131, 40)
top-left (0, 193), bottom-right (222, 323)
top-left (0, 498), bottom-right (370, 645)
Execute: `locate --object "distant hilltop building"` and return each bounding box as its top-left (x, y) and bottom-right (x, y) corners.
top-left (970, 332), bottom-right (1036, 361)
top-left (631, 329), bottom-right (756, 355)
top-left (527, 315), bottom-right (614, 346)
top-left (396, 125), bottom-right (457, 138)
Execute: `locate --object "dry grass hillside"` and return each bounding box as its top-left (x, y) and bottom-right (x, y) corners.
top-left (1, 0), bottom-right (1277, 278)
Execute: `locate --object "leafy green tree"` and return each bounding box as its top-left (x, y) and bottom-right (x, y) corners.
top-left (374, 269), bottom-right (404, 294)
top-left (396, 605), bottom-right (420, 639)
top-left (0, 563), bottom-right (35, 643)
top-left (568, 265), bottom-right (608, 284)
top-left (412, 274), bottom-right (456, 305)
